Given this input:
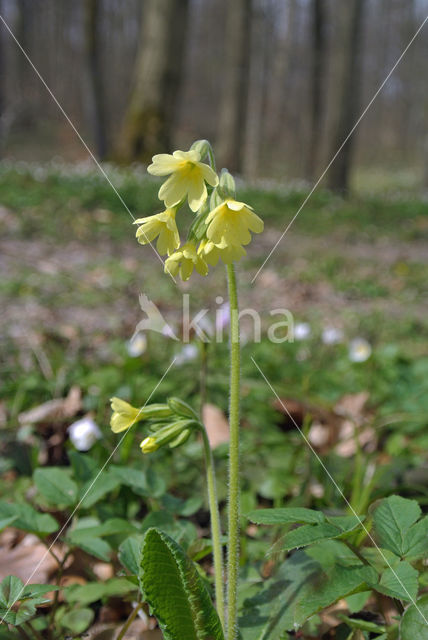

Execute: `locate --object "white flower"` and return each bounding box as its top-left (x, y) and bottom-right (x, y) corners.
top-left (68, 417), bottom-right (102, 451)
top-left (175, 343), bottom-right (199, 365)
top-left (322, 327), bottom-right (344, 345)
top-left (127, 333), bottom-right (147, 357)
top-left (349, 338), bottom-right (372, 363)
top-left (294, 322), bottom-right (311, 341)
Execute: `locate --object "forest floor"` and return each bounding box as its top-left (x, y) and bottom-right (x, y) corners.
top-left (0, 163), bottom-right (427, 638)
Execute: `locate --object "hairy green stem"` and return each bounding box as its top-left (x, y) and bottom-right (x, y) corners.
top-left (201, 427), bottom-right (225, 629)
top-left (226, 263), bottom-right (240, 639)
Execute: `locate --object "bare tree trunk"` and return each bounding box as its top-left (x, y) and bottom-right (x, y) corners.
top-left (0, 0), bottom-right (4, 154)
top-left (217, 0), bottom-right (252, 173)
top-left (115, 0), bottom-right (189, 163)
top-left (83, 0), bottom-right (106, 160)
top-left (265, 0), bottom-right (297, 143)
top-left (243, 3), bottom-right (268, 180)
top-left (306, 0), bottom-right (327, 182)
top-left (327, 0), bottom-right (367, 193)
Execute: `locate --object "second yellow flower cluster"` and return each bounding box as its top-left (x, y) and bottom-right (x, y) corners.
top-left (134, 144), bottom-right (263, 280)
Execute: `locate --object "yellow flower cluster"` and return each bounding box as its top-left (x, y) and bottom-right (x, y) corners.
top-left (109, 397), bottom-right (199, 455)
top-left (134, 143), bottom-right (264, 280)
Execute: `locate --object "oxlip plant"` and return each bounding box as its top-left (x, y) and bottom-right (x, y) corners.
top-left (110, 139), bottom-right (263, 638)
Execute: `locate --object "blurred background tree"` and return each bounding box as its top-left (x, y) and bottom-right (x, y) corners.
top-left (0, 0), bottom-right (426, 190)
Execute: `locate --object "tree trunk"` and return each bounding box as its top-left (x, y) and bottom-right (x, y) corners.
top-left (0, 0), bottom-right (4, 154)
top-left (306, 0), bottom-right (327, 182)
top-left (115, 0), bottom-right (189, 163)
top-left (243, 3), bottom-right (268, 180)
top-left (327, 0), bottom-right (367, 193)
top-left (265, 0), bottom-right (298, 144)
top-left (83, 0), bottom-right (107, 160)
top-left (217, 0), bottom-right (252, 173)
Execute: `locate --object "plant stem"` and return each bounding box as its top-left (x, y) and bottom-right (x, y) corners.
top-left (201, 427), bottom-right (225, 630)
top-left (116, 601), bottom-right (143, 640)
top-left (226, 263), bottom-right (240, 639)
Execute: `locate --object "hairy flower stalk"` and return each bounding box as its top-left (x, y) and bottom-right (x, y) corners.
top-left (225, 264), bottom-right (240, 639)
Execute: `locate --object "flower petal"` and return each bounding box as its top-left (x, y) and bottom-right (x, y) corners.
top-left (148, 154), bottom-right (182, 176)
top-left (159, 173), bottom-right (188, 208)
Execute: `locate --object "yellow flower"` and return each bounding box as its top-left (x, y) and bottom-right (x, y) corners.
top-left (134, 208), bottom-right (180, 256)
top-left (206, 199), bottom-right (263, 248)
top-left (148, 150), bottom-right (218, 212)
top-left (198, 239), bottom-right (246, 266)
top-left (164, 242), bottom-right (208, 281)
top-left (140, 436), bottom-right (159, 453)
top-left (110, 397), bottom-right (142, 433)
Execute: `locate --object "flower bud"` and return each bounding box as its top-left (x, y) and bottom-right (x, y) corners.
top-left (140, 437), bottom-right (159, 453)
top-left (139, 419), bottom-right (200, 454)
top-left (167, 397), bottom-right (199, 420)
top-left (190, 139), bottom-right (210, 159)
top-left (219, 169), bottom-right (236, 199)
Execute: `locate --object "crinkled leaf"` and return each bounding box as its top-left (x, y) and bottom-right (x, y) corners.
top-left (34, 467), bottom-right (78, 507)
top-left (400, 595), bottom-right (428, 640)
top-left (246, 507), bottom-right (326, 525)
top-left (140, 528), bottom-right (224, 640)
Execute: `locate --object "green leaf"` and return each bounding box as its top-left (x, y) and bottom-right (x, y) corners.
top-left (405, 516), bottom-right (428, 561)
top-left (34, 467), bottom-right (78, 507)
top-left (66, 577), bottom-right (137, 606)
top-left (338, 614), bottom-right (386, 634)
top-left (345, 591), bottom-right (371, 613)
top-left (79, 471), bottom-right (121, 508)
top-left (67, 536), bottom-right (111, 561)
top-left (67, 517), bottom-right (137, 541)
top-left (119, 536), bottom-right (143, 575)
top-left (0, 502), bottom-right (58, 535)
top-left (0, 516), bottom-right (17, 532)
top-left (282, 523), bottom-right (342, 550)
top-left (371, 561), bottom-right (419, 602)
top-left (140, 528), bottom-right (224, 640)
top-left (326, 514), bottom-right (364, 534)
top-left (246, 507), bottom-right (326, 525)
top-left (61, 607), bottom-right (94, 634)
top-left (240, 549), bottom-right (377, 638)
top-left (400, 595), bottom-right (428, 640)
top-left (372, 495), bottom-right (421, 557)
top-left (69, 450), bottom-right (98, 483)
top-left (0, 576), bottom-right (50, 626)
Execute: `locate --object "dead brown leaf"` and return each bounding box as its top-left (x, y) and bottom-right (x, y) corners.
top-left (202, 404), bottom-right (229, 448)
top-left (0, 534), bottom-right (59, 583)
top-left (18, 386), bottom-right (81, 426)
